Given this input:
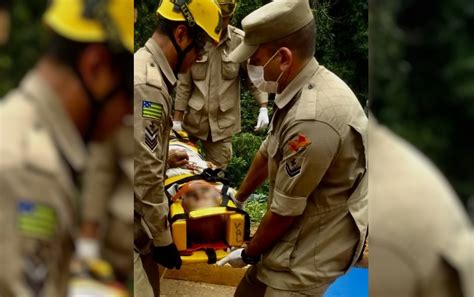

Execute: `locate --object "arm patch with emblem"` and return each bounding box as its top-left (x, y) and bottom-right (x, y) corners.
top-left (142, 100), bottom-right (163, 120)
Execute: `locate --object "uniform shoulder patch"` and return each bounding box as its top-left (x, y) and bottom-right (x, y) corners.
top-left (142, 100), bottom-right (163, 121)
top-left (144, 122), bottom-right (159, 152)
top-left (288, 134), bottom-right (311, 153)
top-left (285, 157), bottom-right (303, 178)
top-left (17, 200), bottom-right (57, 239)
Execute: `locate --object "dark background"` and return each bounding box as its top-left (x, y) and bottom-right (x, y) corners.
top-left (371, 0), bottom-right (474, 209)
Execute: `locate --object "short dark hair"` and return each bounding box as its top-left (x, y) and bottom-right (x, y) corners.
top-left (155, 15), bottom-right (208, 50)
top-left (265, 20), bottom-right (316, 59)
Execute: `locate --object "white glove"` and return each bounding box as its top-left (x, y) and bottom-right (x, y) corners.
top-left (254, 107), bottom-right (269, 131)
top-left (173, 120), bottom-right (183, 132)
top-left (216, 248), bottom-right (246, 268)
top-left (76, 238), bottom-right (100, 260)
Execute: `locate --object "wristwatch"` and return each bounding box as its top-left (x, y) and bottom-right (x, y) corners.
top-left (241, 249), bottom-right (261, 265)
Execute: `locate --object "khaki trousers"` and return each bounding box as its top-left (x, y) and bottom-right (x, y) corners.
top-left (134, 251), bottom-right (160, 297)
top-left (235, 266), bottom-right (331, 297)
top-left (191, 136), bottom-right (233, 169)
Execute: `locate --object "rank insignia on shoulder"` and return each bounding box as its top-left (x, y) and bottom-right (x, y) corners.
top-left (17, 200), bottom-right (57, 240)
top-left (142, 100), bottom-right (163, 120)
top-left (288, 134), bottom-right (311, 152)
top-left (144, 122), bottom-right (159, 152)
top-left (285, 157), bottom-right (303, 178)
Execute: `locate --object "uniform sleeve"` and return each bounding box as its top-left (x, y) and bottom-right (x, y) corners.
top-left (134, 84), bottom-right (172, 247)
top-left (241, 62), bottom-right (268, 105)
top-left (258, 135), bottom-right (270, 159)
top-left (174, 71), bottom-right (193, 112)
top-left (82, 139), bottom-right (117, 223)
top-left (0, 171), bottom-right (22, 296)
top-left (271, 121), bottom-right (340, 216)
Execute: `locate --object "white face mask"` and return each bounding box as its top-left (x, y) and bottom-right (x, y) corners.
top-left (247, 50), bottom-right (284, 94)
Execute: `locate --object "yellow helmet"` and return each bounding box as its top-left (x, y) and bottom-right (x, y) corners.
top-left (43, 0), bottom-right (134, 53)
top-left (157, 0), bottom-right (223, 43)
top-left (217, 0), bottom-right (237, 17)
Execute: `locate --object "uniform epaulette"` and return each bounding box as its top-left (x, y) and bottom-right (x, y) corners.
top-left (145, 61), bottom-right (163, 90)
top-left (295, 81), bottom-right (318, 121)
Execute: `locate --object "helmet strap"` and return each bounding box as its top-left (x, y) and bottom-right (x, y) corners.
top-left (168, 31), bottom-right (194, 76)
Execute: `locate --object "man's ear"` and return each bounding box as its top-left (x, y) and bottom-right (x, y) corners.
top-left (174, 24), bottom-right (191, 48)
top-left (279, 47), bottom-right (292, 72)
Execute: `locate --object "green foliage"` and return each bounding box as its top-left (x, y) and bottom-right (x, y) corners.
top-left (227, 132), bottom-right (269, 195)
top-left (371, 0), bottom-right (474, 202)
top-left (0, 1), bottom-right (48, 96)
top-left (244, 197), bottom-right (268, 225)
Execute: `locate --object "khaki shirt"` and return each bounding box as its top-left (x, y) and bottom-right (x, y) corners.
top-left (134, 38), bottom-right (176, 249)
top-left (0, 71), bottom-right (86, 297)
top-left (256, 58), bottom-right (368, 290)
top-left (82, 123), bottom-right (133, 224)
top-left (175, 26), bottom-right (268, 142)
top-left (369, 120), bottom-right (474, 297)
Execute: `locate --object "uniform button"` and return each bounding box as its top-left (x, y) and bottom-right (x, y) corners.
top-left (150, 63), bottom-right (155, 67)
top-left (308, 84), bottom-right (314, 89)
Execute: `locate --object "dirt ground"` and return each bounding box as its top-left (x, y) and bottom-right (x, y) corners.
top-left (161, 279), bottom-right (236, 297)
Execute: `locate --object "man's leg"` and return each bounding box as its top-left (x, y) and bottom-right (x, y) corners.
top-left (234, 266), bottom-right (267, 297)
top-left (134, 251), bottom-right (160, 297)
top-left (202, 137), bottom-right (233, 169)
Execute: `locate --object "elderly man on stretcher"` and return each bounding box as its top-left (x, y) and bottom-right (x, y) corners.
top-left (164, 131), bottom-right (251, 265)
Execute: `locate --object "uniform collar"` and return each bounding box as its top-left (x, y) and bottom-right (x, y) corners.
top-left (145, 38), bottom-right (177, 87)
top-left (21, 70), bottom-right (87, 173)
top-left (275, 58), bottom-right (319, 109)
top-left (218, 26), bottom-right (233, 48)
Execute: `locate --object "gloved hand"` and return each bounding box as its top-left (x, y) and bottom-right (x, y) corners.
top-left (216, 248), bottom-right (246, 268)
top-left (254, 107), bottom-right (269, 131)
top-left (173, 120), bottom-right (183, 132)
top-left (168, 147), bottom-right (189, 168)
top-left (76, 237), bottom-right (100, 260)
top-left (152, 243), bottom-right (182, 269)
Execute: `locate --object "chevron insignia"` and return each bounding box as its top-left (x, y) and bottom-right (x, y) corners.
top-left (285, 157), bottom-right (303, 178)
top-left (144, 123), bottom-right (159, 152)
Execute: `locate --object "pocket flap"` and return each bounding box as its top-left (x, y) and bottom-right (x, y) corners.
top-left (188, 96), bottom-right (205, 111)
top-left (219, 96), bottom-right (234, 112)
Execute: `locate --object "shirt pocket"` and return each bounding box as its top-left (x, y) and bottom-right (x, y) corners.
top-left (221, 53), bottom-right (239, 80)
top-left (191, 55), bottom-right (209, 81)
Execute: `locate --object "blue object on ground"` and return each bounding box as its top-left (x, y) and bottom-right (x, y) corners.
top-left (324, 268), bottom-right (368, 297)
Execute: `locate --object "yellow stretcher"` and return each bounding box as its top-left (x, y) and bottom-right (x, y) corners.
top-left (165, 138), bottom-right (250, 264)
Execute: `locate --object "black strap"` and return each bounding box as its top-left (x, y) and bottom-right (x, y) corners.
top-left (165, 168), bottom-right (229, 190)
top-left (169, 213), bottom-right (188, 225)
top-left (220, 185), bottom-right (230, 206)
top-left (205, 248), bottom-right (217, 264)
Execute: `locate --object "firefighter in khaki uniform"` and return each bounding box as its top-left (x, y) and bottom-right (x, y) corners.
top-left (173, 0), bottom-right (269, 169)
top-left (217, 1), bottom-right (368, 296)
top-left (133, 1), bottom-right (222, 295)
top-left (0, 0), bottom-right (133, 296)
top-left (77, 124), bottom-right (134, 282)
top-left (369, 119), bottom-right (474, 297)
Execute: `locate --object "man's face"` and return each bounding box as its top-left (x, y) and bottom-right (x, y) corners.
top-left (249, 46), bottom-right (283, 83)
top-left (181, 181), bottom-right (222, 213)
top-left (78, 45), bottom-right (132, 141)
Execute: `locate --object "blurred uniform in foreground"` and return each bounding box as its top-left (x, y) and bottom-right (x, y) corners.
top-left (133, 0), bottom-right (222, 295)
top-left (77, 123), bottom-right (134, 282)
top-left (0, 0), bottom-right (133, 296)
top-left (369, 119), bottom-right (474, 297)
top-left (174, 0), bottom-right (269, 169)
top-left (217, 1), bottom-right (368, 296)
